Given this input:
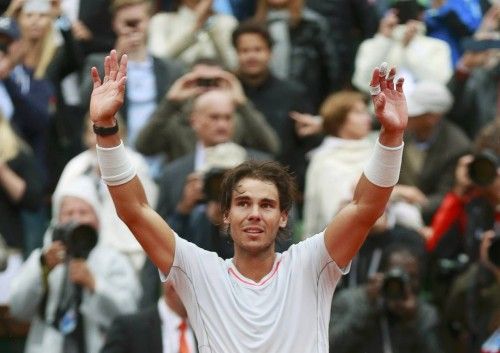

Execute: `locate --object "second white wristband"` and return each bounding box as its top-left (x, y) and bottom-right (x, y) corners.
top-left (363, 139), bottom-right (404, 188)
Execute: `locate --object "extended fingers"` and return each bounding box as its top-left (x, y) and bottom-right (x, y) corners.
top-left (370, 63), bottom-right (404, 94)
top-left (396, 77), bottom-right (404, 93)
top-left (91, 67), bottom-right (101, 89)
top-left (116, 53), bottom-right (128, 82)
top-left (369, 67), bottom-right (381, 96)
top-left (386, 67), bottom-right (396, 90)
top-left (379, 62), bottom-right (388, 90)
top-left (103, 55), bottom-right (110, 82)
top-left (109, 50), bottom-right (119, 81)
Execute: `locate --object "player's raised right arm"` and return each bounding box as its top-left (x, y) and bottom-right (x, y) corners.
top-left (90, 50), bottom-right (175, 274)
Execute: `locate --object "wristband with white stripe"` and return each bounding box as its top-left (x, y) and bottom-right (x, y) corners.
top-left (363, 139), bottom-right (404, 187)
top-left (96, 141), bottom-right (136, 186)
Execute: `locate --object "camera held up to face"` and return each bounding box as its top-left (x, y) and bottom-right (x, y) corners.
top-left (52, 222), bottom-right (97, 260)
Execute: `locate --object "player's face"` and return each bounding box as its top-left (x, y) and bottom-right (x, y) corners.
top-left (225, 178), bottom-right (288, 256)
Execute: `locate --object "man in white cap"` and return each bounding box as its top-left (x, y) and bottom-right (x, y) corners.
top-left (394, 80), bottom-right (471, 223)
top-left (9, 175), bottom-right (141, 353)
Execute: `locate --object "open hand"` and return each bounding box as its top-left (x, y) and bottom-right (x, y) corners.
top-left (89, 50), bottom-right (127, 126)
top-left (370, 63), bottom-right (408, 135)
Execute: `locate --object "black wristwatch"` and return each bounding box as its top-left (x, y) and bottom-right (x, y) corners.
top-left (93, 119), bottom-right (119, 136)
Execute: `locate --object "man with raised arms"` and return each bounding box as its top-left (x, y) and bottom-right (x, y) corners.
top-left (90, 50), bottom-right (407, 353)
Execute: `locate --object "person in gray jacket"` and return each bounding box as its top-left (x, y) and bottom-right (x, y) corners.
top-left (8, 175), bottom-right (141, 353)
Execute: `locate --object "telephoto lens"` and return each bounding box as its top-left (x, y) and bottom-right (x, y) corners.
top-left (468, 150), bottom-right (498, 187)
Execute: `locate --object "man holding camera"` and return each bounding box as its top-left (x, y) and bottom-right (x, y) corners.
top-left (330, 244), bottom-right (442, 353)
top-left (423, 121), bottom-right (499, 324)
top-left (444, 230), bottom-right (500, 353)
top-left (135, 58), bottom-right (280, 162)
top-left (9, 175), bottom-right (141, 353)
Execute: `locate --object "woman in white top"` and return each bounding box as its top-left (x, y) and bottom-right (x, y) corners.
top-left (148, 0), bottom-right (238, 69)
top-left (303, 91), bottom-right (375, 237)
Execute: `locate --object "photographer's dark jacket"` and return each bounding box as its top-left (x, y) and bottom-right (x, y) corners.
top-left (445, 263), bottom-right (500, 353)
top-left (8, 243), bottom-right (141, 353)
top-left (329, 286), bottom-right (443, 353)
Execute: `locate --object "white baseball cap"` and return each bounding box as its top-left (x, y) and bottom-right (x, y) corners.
top-left (406, 80), bottom-right (454, 117)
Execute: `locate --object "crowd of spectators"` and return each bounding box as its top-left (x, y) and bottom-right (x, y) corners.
top-left (0, 0), bottom-right (498, 352)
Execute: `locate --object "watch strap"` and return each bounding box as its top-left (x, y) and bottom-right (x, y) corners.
top-left (93, 119), bottom-right (119, 136)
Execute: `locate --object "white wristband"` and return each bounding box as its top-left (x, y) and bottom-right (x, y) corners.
top-left (363, 139), bottom-right (404, 187)
top-left (96, 141), bottom-right (136, 186)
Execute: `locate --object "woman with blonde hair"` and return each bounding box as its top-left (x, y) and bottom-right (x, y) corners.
top-left (1, 0), bottom-right (57, 185)
top-left (0, 111), bottom-right (43, 251)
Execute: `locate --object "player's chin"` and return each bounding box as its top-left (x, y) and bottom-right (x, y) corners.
top-left (241, 238), bottom-right (274, 253)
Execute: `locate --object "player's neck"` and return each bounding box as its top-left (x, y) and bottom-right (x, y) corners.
top-left (232, 248), bottom-right (276, 283)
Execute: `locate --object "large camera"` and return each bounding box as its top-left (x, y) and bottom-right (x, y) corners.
top-left (52, 222), bottom-right (97, 259)
top-left (468, 150), bottom-right (498, 187)
top-left (382, 267), bottom-right (410, 301)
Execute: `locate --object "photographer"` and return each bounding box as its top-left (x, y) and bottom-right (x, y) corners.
top-left (444, 230), bottom-right (500, 353)
top-left (8, 175), bottom-right (141, 353)
top-left (329, 244), bottom-right (442, 353)
top-left (425, 120), bottom-right (499, 261)
top-left (422, 120), bottom-right (499, 322)
top-left (135, 58), bottom-right (280, 161)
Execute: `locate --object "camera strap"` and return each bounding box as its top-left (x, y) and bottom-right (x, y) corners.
top-left (380, 316), bottom-right (394, 353)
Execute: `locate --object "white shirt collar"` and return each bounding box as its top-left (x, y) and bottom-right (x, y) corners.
top-left (194, 141), bottom-right (207, 172)
top-left (157, 298), bottom-right (195, 353)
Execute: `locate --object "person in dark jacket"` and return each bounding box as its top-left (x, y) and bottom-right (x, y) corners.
top-left (101, 280), bottom-right (196, 353)
top-left (329, 244), bottom-right (443, 353)
top-left (254, 0), bottom-right (342, 110)
top-left (0, 112), bottom-right (42, 252)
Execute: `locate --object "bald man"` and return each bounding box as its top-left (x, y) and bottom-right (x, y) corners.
top-left (135, 60), bottom-right (280, 161)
